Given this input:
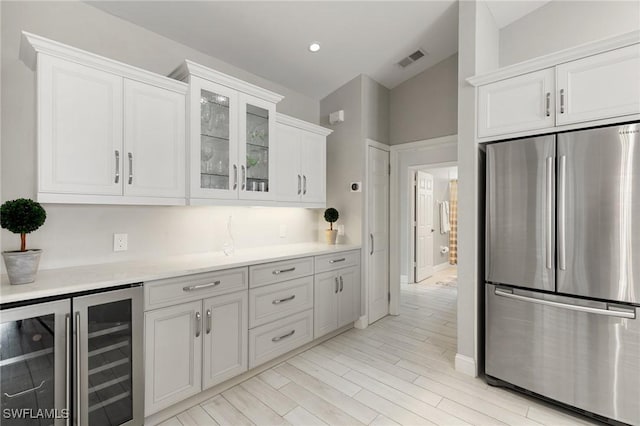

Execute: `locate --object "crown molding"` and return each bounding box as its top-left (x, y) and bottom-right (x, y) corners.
top-left (170, 60), bottom-right (284, 104)
top-left (20, 31), bottom-right (188, 94)
top-left (468, 30), bottom-right (640, 87)
top-left (276, 113), bottom-right (332, 136)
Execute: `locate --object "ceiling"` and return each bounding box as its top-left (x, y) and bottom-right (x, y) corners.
top-left (486, 1), bottom-right (551, 29)
top-left (89, 1), bottom-right (459, 100)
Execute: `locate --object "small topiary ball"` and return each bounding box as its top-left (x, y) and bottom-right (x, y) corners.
top-left (324, 207), bottom-right (339, 225)
top-left (1, 198), bottom-right (47, 235)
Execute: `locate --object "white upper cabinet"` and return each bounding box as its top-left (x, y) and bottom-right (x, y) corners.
top-left (124, 79), bottom-right (186, 198)
top-left (477, 68), bottom-right (555, 137)
top-left (38, 55), bottom-right (123, 196)
top-left (556, 44), bottom-right (640, 125)
top-left (170, 60), bottom-right (284, 205)
top-left (21, 32), bottom-right (188, 205)
top-left (275, 114), bottom-right (331, 207)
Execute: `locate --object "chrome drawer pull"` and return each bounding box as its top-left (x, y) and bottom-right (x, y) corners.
top-left (329, 258), bottom-right (346, 264)
top-left (195, 312), bottom-right (202, 338)
top-left (335, 277), bottom-right (339, 294)
top-left (273, 295), bottom-right (296, 305)
top-left (114, 150), bottom-right (120, 184)
top-left (272, 330), bottom-right (295, 342)
top-left (560, 89), bottom-right (565, 114)
top-left (273, 267), bottom-right (295, 275)
top-left (128, 152), bottom-right (133, 184)
top-left (545, 92), bottom-right (551, 117)
top-left (233, 164), bottom-right (238, 190)
top-left (339, 276), bottom-right (344, 292)
top-left (4, 380), bottom-right (45, 398)
top-left (183, 281), bottom-right (221, 292)
top-left (206, 309), bottom-right (212, 334)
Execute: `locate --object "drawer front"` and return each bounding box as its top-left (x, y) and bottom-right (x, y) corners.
top-left (249, 276), bottom-right (314, 328)
top-left (249, 309), bottom-right (313, 369)
top-left (145, 267), bottom-right (248, 310)
top-left (314, 250), bottom-right (360, 273)
top-left (249, 257), bottom-right (313, 288)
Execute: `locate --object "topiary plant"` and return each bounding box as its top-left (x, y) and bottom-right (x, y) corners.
top-left (324, 207), bottom-right (339, 230)
top-left (1, 198), bottom-right (46, 252)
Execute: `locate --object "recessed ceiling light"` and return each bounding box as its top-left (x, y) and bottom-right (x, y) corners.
top-left (308, 42), bottom-right (320, 53)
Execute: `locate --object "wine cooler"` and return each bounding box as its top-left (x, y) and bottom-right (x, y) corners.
top-left (1, 285), bottom-right (143, 426)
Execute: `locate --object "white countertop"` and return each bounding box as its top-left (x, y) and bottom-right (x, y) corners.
top-left (0, 243), bottom-right (361, 304)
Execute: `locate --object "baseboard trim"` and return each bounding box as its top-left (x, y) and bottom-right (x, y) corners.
top-left (433, 262), bottom-right (452, 272)
top-left (354, 315), bottom-right (368, 329)
top-left (400, 275), bottom-right (409, 285)
top-left (455, 353), bottom-right (477, 377)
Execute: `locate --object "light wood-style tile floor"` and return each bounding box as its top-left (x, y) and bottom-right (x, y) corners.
top-left (160, 268), bottom-right (599, 426)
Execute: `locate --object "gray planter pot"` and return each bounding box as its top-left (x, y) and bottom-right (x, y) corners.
top-left (2, 249), bottom-right (42, 285)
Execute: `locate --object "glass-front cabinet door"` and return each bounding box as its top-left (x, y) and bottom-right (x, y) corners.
top-left (0, 300), bottom-right (70, 426)
top-left (239, 94), bottom-right (276, 200)
top-left (189, 76), bottom-right (239, 200)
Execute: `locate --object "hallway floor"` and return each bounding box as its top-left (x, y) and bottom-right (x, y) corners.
top-left (160, 267), bottom-right (598, 426)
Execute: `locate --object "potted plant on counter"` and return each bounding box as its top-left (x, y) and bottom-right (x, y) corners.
top-left (324, 207), bottom-right (339, 245)
top-left (1, 198), bottom-right (47, 284)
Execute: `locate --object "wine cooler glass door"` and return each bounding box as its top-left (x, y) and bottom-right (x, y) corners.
top-left (0, 300), bottom-right (70, 426)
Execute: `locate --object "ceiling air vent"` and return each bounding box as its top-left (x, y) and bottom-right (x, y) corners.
top-left (397, 49), bottom-right (427, 68)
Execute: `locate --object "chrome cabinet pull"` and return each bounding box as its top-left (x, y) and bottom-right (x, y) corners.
top-left (329, 258), bottom-right (345, 264)
top-left (241, 165), bottom-right (246, 190)
top-left (233, 164), bottom-right (238, 190)
top-left (339, 276), bottom-right (344, 292)
top-left (545, 92), bottom-right (551, 117)
top-left (75, 312), bottom-right (81, 426)
top-left (370, 233), bottom-right (374, 255)
top-left (3, 380), bottom-right (46, 398)
top-left (546, 157), bottom-right (554, 270)
top-left (558, 156), bottom-right (567, 271)
top-left (195, 312), bottom-right (201, 338)
top-left (128, 152), bottom-right (133, 184)
top-left (335, 277), bottom-right (339, 294)
top-left (183, 281), bottom-right (221, 292)
top-left (272, 330), bottom-right (295, 342)
top-left (303, 175), bottom-right (307, 195)
top-left (560, 89), bottom-right (565, 114)
top-left (273, 267), bottom-right (295, 275)
top-left (495, 288), bottom-right (636, 319)
top-left (272, 295), bottom-right (296, 305)
top-left (114, 150), bottom-right (120, 184)
top-left (65, 313), bottom-right (70, 426)
top-left (297, 175), bottom-right (301, 195)
top-left (206, 309), bottom-right (212, 335)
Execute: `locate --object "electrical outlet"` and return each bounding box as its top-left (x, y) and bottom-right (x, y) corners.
top-left (113, 233), bottom-right (128, 251)
top-left (279, 224), bottom-right (287, 238)
top-left (337, 224), bottom-right (345, 236)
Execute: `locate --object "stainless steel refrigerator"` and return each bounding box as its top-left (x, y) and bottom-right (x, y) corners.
top-left (485, 122), bottom-right (640, 425)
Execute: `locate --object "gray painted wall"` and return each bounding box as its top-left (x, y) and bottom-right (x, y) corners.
top-left (500, 1), bottom-right (640, 67)
top-left (1, 1), bottom-right (321, 269)
top-left (362, 75), bottom-right (390, 144)
top-left (390, 54), bottom-right (458, 145)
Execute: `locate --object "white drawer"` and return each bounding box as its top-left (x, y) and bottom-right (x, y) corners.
top-left (249, 276), bottom-right (313, 328)
top-left (248, 309), bottom-right (313, 369)
top-left (249, 257), bottom-right (313, 288)
top-left (314, 250), bottom-right (360, 273)
top-left (145, 267), bottom-right (248, 311)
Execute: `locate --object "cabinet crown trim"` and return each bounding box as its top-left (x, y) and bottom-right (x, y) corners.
top-left (169, 60), bottom-right (284, 104)
top-left (276, 113), bottom-right (333, 136)
top-left (467, 30), bottom-right (640, 87)
top-left (20, 32), bottom-right (188, 94)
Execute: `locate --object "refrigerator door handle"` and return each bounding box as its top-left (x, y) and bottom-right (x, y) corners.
top-left (494, 288), bottom-right (636, 319)
top-left (546, 157), bottom-right (554, 270)
top-left (65, 313), bottom-right (71, 426)
top-left (558, 155), bottom-right (567, 271)
top-left (74, 312), bottom-right (81, 426)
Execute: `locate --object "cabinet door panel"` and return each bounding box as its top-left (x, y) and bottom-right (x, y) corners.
top-left (478, 68), bottom-right (555, 138)
top-left (275, 123), bottom-right (302, 202)
top-left (314, 271), bottom-right (338, 338)
top-left (144, 301), bottom-right (201, 415)
top-left (124, 79), bottom-right (186, 198)
top-left (38, 55), bottom-right (123, 195)
top-left (202, 292), bottom-right (248, 389)
top-left (301, 132), bottom-right (326, 204)
top-left (338, 266), bottom-right (360, 328)
top-left (556, 44), bottom-right (640, 125)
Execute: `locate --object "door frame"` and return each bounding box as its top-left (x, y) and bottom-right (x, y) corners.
top-left (357, 139), bottom-right (390, 329)
top-left (389, 135), bottom-right (457, 315)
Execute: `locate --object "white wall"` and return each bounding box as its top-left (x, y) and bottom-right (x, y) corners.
top-left (1, 1), bottom-right (322, 270)
top-left (499, 0), bottom-right (640, 66)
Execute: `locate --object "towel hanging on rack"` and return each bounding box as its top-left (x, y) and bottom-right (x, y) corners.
top-left (440, 201), bottom-right (450, 234)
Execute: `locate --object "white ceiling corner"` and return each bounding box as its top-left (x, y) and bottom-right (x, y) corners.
top-left (485, 0), bottom-right (552, 29)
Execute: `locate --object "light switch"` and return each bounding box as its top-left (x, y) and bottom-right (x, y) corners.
top-left (113, 233), bottom-right (128, 251)
top-left (337, 224), bottom-right (345, 236)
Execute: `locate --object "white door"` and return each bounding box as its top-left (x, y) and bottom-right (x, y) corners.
top-left (144, 301), bottom-right (202, 415)
top-left (337, 266), bottom-right (360, 328)
top-left (367, 146), bottom-right (390, 324)
top-left (415, 171), bottom-right (434, 282)
top-left (478, 68), bottom-right (555, 137)
top-left (300, 132), bottom-right (326, 204)
top-left (123, 79), bottom-right (186, 199)
top-left (556, 44), bottom-right (640, 125)
top-left (274, 123), bottom-right (302, 202)
top-left (38, 54), bottom-right (123, 196)
top-left (313, 270), bottom-right (338, 338)
top-left (202, 292), bottom-right (248, 390)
